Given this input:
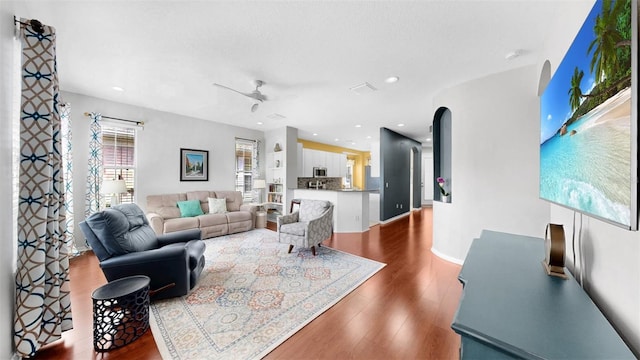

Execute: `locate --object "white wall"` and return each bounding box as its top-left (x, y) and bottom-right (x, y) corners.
top-left (551, 206), bottom-right (639, 353)
top-left (62, 91), bottom-right (265, 249)
top-left (432, 65), bottom-right (550, 264)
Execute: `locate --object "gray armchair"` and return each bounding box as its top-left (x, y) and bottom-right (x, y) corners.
top-left (277, 199), bottom-right (333, 256)
top-left (80, 203), bottom-right (205, 300)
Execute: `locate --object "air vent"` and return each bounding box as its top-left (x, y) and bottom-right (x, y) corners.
top-left (267, 113), bottom-right (286, 120)
top-left (350, 82), bottom-right (377, 95)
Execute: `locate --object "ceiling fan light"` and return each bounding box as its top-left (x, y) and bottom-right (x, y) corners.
top-left (251, 103), bottom-right (259, 112)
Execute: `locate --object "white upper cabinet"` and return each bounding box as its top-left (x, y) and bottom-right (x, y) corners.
top-left (301, 148), bottom-right (347, 177)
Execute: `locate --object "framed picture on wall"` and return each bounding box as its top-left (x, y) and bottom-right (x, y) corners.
top-left (180, 148), bottom-right (208, 181)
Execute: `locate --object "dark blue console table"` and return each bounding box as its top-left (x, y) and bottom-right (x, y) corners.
top-left (452, 230), bottom-right (634, 359)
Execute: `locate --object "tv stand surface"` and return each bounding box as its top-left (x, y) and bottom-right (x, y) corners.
top-left (452, 230), bottom-right (634, 359)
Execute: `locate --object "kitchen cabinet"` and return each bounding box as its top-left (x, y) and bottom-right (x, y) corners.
top-left (301, 148), bottom-right (347, 178)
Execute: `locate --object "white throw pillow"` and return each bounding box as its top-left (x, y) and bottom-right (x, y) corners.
top-left (208, 197), bottom-right (227, 214)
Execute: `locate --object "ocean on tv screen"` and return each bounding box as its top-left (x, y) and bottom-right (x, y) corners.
top-left (540, 88), bottom-right (631, 226)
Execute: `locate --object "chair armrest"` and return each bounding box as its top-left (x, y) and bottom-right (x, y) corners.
top-left (277, 212), bottom-right (299, 228)
top-left (157, 228), bottom-right (202, 246)
top-left (307, 206), bottom-right (334, 243)
top-left (147, 212), bottom-right (165, 235)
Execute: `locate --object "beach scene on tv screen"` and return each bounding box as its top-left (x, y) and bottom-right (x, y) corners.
top-left (540, 0), bottom-right (633, 226)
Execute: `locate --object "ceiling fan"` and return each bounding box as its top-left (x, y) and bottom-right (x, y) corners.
top-left (213, 80), bottom-right (268, 112)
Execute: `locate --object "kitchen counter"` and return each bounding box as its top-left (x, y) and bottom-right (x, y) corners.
top-left (293, 189), bottom-right (372, 233)
top-left (298, 188), bottom-right (378, 192)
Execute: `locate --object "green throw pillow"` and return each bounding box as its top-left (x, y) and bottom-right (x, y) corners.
top-left (177, 200), bottom-right (204, 217)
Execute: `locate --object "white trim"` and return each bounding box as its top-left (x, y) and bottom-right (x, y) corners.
top-left (431, 247), bottom-right (464, 265)
top-left (380, 211), bottom-right (410, 224)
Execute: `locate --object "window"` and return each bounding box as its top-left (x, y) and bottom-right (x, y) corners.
top-left (102, 126), bottom-right (135, 206)
top-left (235, 138), bottom-right (258, 202)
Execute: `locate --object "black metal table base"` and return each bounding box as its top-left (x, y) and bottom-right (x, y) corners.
top-left (92, 275), bottom-right (150, 352)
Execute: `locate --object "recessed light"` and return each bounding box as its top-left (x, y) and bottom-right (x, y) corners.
top-left (351, 142), bottom-right (357, 145)
top-left (385, 76), bottom-right (399, 83)
top-left (355, 124), bottom-right (362, 128)
top-left (257, 121), bottom-right (263, 125)
top-left (112, 86), bottom-right (124, 92)
top-left (334, 138), bottom-right (340, 142)
top-left (313, 133), bottom-right (318, 136)
top-left (366, 136), bottom-right (372, 139)
top-left (398, 123), bottom-right (405, 127)
top-left (425, 138), bottom-right (432, 142)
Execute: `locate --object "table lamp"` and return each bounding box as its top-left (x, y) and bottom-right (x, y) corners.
top-left (101, 179), bottom-right (127, 207)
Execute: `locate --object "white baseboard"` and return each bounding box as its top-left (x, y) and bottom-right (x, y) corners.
top-left (431, 247), bottom-right (464, 265)
top-left (380, 211), bottom-right (410, 225)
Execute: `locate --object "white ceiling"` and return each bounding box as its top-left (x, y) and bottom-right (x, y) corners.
top-left (17, 0), bottom-right (593, 151)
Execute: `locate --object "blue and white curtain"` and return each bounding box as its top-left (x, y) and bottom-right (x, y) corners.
top-left (14, 18), bottom-right (73, 357)
top-left (85, 112), bottom-right (103, 216)
top-left (60, 103), bottom-right (77, 255)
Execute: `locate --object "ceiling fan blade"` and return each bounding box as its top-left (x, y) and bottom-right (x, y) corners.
top-left (213, 83), bottom-right (254, 99)
top-left (247, 92), bottom-right (267, 102)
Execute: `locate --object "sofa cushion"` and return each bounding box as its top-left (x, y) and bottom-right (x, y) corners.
top-left (177, 200), bottom-right (204, 217)
top-left (197, 213), bottom-right (228, 227)
top-left (164, 217), bottom-right (199, 233)
top-left (226, 211), bottom-right (251, 223)
top-left (280, 222), bottom-right (307, 237)
top-left (213, 191), bottom-right (243, 212)
top-left (147, 193), bottom-right (186, 219)
top-left (208, 197), bottom-right (227, 214)
top-left (186, 191), bottom-right (216, 213)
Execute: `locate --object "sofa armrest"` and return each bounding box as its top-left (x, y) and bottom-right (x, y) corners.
top-left (147, 212), bottom-right (165, 235)
top-left (240, 203), bottom-right (258, 213)
top-left (240, 204), bottom-right (258, 227)
top-left (157, 228), bottom-right (202, 246)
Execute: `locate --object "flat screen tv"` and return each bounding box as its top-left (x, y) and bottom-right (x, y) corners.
top-left (540, 0), bottom-right (638, 230)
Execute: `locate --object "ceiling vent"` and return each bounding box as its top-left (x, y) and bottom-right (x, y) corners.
top-left (267, 113), bottom-right (286, 120)
top-left (350, 82), bottom-right (377, 95)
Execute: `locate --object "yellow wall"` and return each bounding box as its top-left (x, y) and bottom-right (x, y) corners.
top-left (298, 139), bottom-right (370, 189)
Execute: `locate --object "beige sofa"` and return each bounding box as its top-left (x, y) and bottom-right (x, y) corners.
top-left (146, 190), bottom-right (257, 239)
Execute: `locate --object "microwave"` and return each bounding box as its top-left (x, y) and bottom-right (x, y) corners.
top-left (313, 167), bottom-right (327, 177)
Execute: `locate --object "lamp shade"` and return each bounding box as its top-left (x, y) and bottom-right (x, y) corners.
top-left (253, 179), bottom-right (266, 189)
top-left (101, 179), bottom-right (127, 194)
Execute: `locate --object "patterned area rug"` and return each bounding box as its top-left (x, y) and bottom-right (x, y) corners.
top-left (149, 228), bottom-right (385, 360)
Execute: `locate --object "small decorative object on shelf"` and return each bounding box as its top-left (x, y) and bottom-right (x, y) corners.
top-left (275, 160), bottom-right (280, 167)
top-left (274, 143), bottom-right (282, 152)
top-left (436, 177), bottom-right (450, 201)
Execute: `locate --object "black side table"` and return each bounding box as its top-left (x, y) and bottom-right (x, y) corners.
top-left (92, 275), bottom-right (151, 351)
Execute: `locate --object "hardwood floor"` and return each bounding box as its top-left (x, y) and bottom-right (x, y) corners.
top-left (33, 207), bottom-right (462, 359)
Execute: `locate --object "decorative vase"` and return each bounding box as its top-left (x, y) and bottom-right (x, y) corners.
top-left (442, 195), bottom-right (449, 203)
top-left (274, 143), bottom-right (282, 152)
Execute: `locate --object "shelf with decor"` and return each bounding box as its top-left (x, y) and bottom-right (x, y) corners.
top-left (266, 151), bottom-right (286, 222)
top-left (266, 182), bottom-right (284, 222)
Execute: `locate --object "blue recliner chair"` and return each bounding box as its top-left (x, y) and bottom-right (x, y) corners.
top-left (80, 203), bottom-right (206, 300)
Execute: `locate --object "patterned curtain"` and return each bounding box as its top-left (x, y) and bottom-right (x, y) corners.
top-left (60, 103), bottom-right (78, 255)
top-left (85, 112), bottom-right (103, 216)
top-left (14, 19), bottom-right (73, 357)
